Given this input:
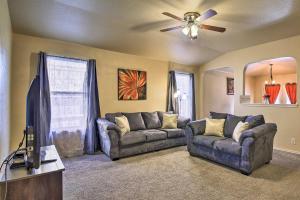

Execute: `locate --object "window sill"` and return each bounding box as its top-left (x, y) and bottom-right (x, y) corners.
top-left (241, 103), bottom-right (298, 108)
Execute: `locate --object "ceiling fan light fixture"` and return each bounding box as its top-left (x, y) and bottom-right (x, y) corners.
top-left (182, 26), bottom-right (190, 36)
top-left (190, 24), bottom-right (198, 37)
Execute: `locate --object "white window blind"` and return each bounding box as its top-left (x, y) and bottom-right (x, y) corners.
top-left (47, 56), bottom-right (88, 133)
top-left (175, 72), bottom-right (193, 119)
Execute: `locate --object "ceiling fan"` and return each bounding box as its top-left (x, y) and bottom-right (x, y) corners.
top-left (160, 9), bottom-right (226, 40)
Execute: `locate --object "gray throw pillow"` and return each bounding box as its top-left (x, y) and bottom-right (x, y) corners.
top-left (245, 115), bottom-right (265, 129)
top-left (224, 114), bottom-right (247, 138)
top-left (105, 112), bottom-right (123, 123)
top-left (210, 111), bottom-right (228, 119)
top-left (123, 112), bottom-right (146, 131)
top-left (141, 112), bottom-right (161, 129)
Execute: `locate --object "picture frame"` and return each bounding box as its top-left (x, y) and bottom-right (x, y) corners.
top-left (118, 68), bottom-right (147, 100)
top-left (227, 77), bottom-right (234, 95)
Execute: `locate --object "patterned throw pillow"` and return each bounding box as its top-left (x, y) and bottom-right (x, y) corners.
top-left (115, 115), bottom-right (130, 136)
top-left (204, 118), bottom-right (225, 137)
top-left (162, 114), bottom-right (178, 129)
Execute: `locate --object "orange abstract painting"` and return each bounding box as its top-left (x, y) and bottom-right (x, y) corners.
top-left (118, 69), bottom-right (147, 100)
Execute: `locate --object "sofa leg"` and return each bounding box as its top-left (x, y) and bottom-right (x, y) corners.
top-left (112, 158), bottom-right (120, 161)
top-left (240, 171), bottom-right (251, 176)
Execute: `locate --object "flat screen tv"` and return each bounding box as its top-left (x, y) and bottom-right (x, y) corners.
top-left (25, 75), bottom-right (41, 169)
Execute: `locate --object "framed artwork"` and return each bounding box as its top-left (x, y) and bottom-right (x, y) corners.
top-left (118, 68), bottom-right (147, 100)
top-left (227, 77), bottom-right (234, 95)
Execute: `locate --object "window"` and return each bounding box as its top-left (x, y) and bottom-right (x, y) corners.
top-left (47, 56), bottom-right (88, 134)
top-left (175, 72), bottom-right (194, 119)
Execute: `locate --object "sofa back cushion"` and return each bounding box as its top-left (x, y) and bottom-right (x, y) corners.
top-left (123, 112), bottom-right (146, 131)
top-left (210, 111), bottom-right (228, 119)
top-left (224, 114), bottom-right (247, 138)
top-left (105, 112), bottom-right (123, 123)
top-left (245, 115), bottom-right (265, 128)
top-left (177, 117), bottom-right (191, 128)
top-left (141, 112), bottom-right (161, 129)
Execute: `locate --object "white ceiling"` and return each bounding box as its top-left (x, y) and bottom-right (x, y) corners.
top-left (246, 57), bottom-right (297, 77)
top-left (8, 0), bottom-right (300, 65)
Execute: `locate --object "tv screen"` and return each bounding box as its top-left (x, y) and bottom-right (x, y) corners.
top-left (25, 75), bottom-right (41, 169)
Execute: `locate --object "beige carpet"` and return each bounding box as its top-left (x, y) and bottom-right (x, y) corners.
top-left (62, 147), bottom-right (300, 200)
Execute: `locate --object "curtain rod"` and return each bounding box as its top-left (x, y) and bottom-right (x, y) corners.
top-left (173, 70), bottom-right (194, 75)
top-left (47, 54), bottom-right (89, 62)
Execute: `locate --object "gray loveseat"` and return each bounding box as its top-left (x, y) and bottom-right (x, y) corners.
top-left (97, 111), bottom-right (190, 160)
top-left (186, 112), bottom-right (277, 175)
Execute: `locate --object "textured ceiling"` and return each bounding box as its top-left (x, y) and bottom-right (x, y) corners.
top-left (8, 0), bottom-right (300, 65)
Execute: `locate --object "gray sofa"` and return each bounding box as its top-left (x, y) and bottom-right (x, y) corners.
top-left (186, 112), bottom-right (277, 175)
top-left (97, 111), bottom-right (190, 160)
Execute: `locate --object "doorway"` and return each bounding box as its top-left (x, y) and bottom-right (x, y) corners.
top-left (203, 67), bottom-right (234, 117)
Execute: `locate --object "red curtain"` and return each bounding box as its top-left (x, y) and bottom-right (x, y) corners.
top-left (285, 83), bottom-right (297, 104)
top-left (265, 84), bottom-right (281, 104)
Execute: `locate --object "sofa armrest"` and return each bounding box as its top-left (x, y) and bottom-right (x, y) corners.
top-left (97, 118), bottom-right (121, 134)
top-left (239, 123), bottom-right (277, 145)
top-left (187, 119), bottom-right (206, 136)
top-left (240, 123), bottom-right (277, 173)
top-left (177, 117), bottom-right (191, 128)
top-left (97, 118), bottom-right (121, 159)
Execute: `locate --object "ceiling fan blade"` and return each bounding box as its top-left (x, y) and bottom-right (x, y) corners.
top-left (160, 25), bottom-right (185, 32)
top-left (162, 12), bottom-right (184, 21)
top-left (200, 24), bottom-right (226, 32)
top-left (196, 9), bottom-right (217, 22)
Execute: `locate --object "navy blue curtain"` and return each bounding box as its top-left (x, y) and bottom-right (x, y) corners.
top-left (167, 71), bottom-right (179, 113)
top-left (85, 59), bottom-right (101, 154)
top-left (37, 52), bottom-right (52, 146)
top-left (191, 73), bottom-right (196, 120)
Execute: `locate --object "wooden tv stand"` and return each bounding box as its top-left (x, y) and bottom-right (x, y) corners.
top-left (0, 145), bottom-right (65, 200)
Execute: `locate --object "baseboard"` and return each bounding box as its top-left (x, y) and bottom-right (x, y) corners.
top-left (274, 147), bottom-right (300, 155)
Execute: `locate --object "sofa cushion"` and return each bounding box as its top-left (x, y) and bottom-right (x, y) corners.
top-left (224, 114), bottom-right (247, 138)
top-left (210, 112), bottom-right (228, 119)
top-left (213, 138), bottom-right (241, 156)
top-left (193, 135), bottom-right (225, 148)
top-left (245, 115), bottom-right (265, 128)
top-left (142, 129), bottom-right (167, 142)
top-left (141, 112), bottom-right (161, 129)
top-left (105, 112), bottom-right (123, 123)
top-left (161, 128), bottom-right (185, 138)
top-left (120, 131), bottom-right (146, 146)
top-left (177, 117), bottom-right (191, 128)
top-left (123, 112), bottom-right (146, 131)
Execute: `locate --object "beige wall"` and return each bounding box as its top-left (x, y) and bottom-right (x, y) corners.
top-left (10, 33), bottom-right (197, 150)
top-left (0, 0), bottom-right (12, 161)
top-left (203, 70), bottom-right (234, 117)
top-left (198, 34), bottom-right (300, 153)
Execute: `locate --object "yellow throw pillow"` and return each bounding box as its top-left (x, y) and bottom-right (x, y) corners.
top-left (204, 118), bottom-right (225, 137)
top-left (162, 114), bottom-right (178, 129)
top-left (232, 121), bottom-right (249, 142)
top-left (115, 115), bottom-right (130, 136)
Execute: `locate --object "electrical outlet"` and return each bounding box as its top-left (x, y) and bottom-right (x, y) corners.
top-left (291, 138), bottom-right (296, 145)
